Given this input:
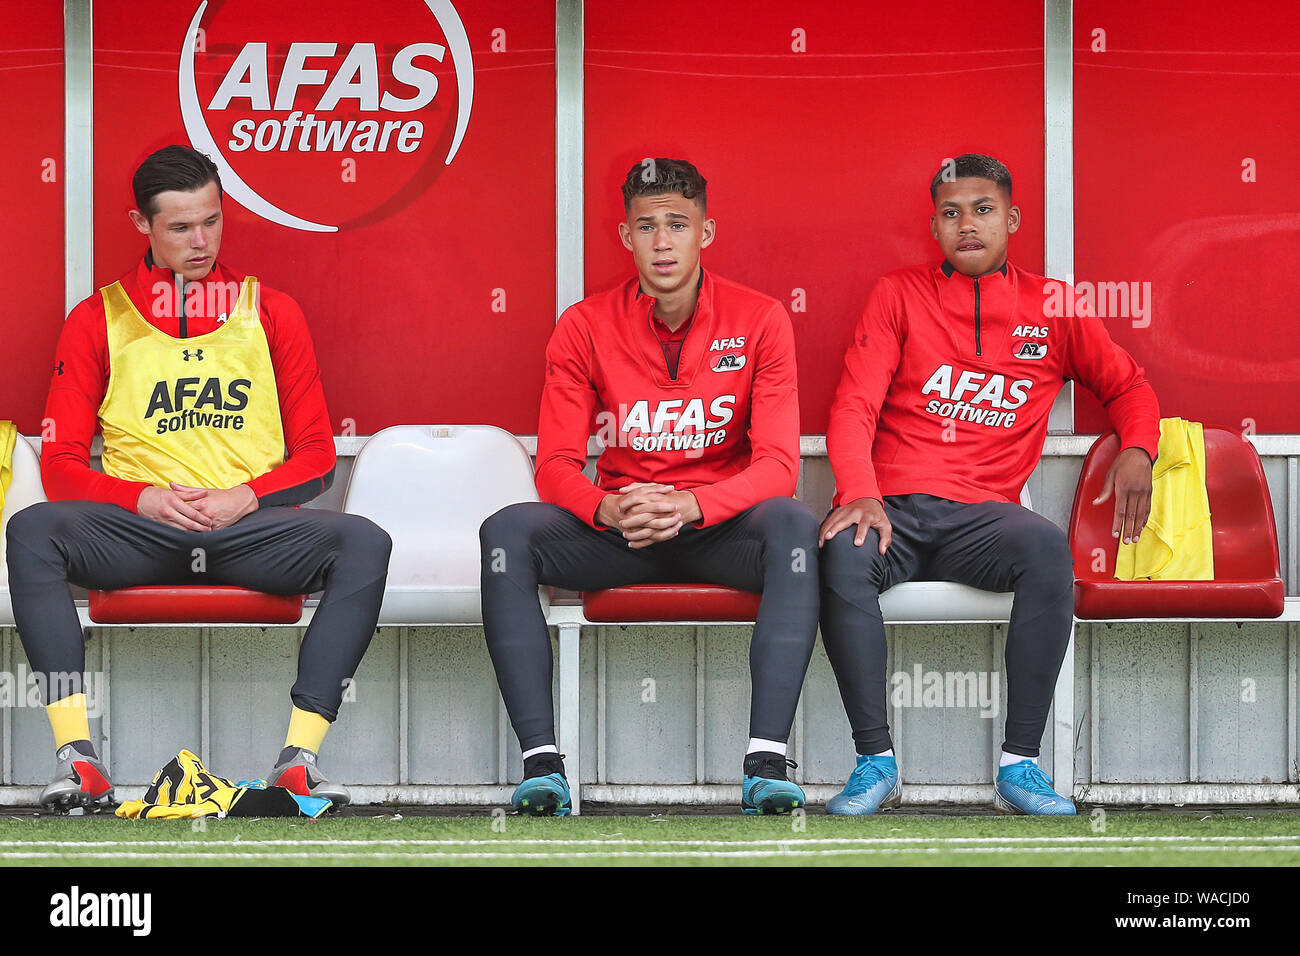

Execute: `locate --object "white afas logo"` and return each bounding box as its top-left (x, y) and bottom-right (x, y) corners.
top-left (921, 365), bottom-right (1032, 409)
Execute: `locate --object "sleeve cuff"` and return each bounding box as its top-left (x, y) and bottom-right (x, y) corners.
top-left (248, 467), bottom-right (335, 508)
top-left (1117, 428), bottom-right (1160, 463)
top-left (835, 481), bottom-right (882, 508)
top-left (113, 482), bottom-right (151, 513)
top-left (570, 485), bottom-right (611, 530)
top-left (689, 486), bottom-right (724, 528)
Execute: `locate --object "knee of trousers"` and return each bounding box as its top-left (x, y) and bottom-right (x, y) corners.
top-left (480, 502), bottom-right (556, 554)
top-left (751, 497), bottom-right (819, 554)
top-left (4, 502), bottom-right (72, 562)
top-left (479, 501), bottom-right (557, 574)
top-left (819, 525), bottom-right (888, 595)
top-left (1010, 524), bottom-right (1074, 592)
top-left (329, 513), bottom-right (393, 572)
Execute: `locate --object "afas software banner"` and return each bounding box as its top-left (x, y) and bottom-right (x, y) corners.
top-left (93, 0), bottom-right (556, 435)
top-left (178, 1), bottom-right (473, 233)
top-left (7, 1), bottom-right (1298, 437)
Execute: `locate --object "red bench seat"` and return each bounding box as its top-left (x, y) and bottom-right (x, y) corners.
top-left (1069, 426), bottom-right (1284, 619)
top-left (88, 586), bottom-right (305, 624)
top-left (582, 584), bottom-right (760, 623)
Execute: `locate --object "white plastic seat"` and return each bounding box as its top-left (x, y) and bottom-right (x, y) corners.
top-left (878, 580), bottom-right (1015, 622)
top-left (0, 435), bottom-right (47, 625)
top-left (341, 425), bottom-right (546, 624)
top-left (875, 485), bottom-right (1032, 622)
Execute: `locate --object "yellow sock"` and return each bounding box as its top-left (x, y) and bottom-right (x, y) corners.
top-left (46, 693), bottom-right (91, 750)
top-left (284, 706), bottom-right (330, 754)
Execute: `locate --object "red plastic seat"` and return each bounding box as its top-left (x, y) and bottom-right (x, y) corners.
top-left (1069, 426), bottom-right (1284, 619)
top-left (582, 584), bottom-right (761, 623)
top-left (88, 586), bottom-right (305, 624)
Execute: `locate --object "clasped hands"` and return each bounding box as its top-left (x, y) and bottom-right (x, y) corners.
top-left (596, 482), bottom-right (702, 549)
top-left (137, 482), bottom-right (259, 532)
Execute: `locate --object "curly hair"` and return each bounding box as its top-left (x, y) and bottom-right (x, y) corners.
top-left (622, 157), bottom-right (707, 213)
top-left (930, 153), bottom-right (1012, 203)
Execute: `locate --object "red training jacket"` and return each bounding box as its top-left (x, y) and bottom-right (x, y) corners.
top-left (42, 253), bottom-right (336, 511)
top-left (828, 260), bottom-right (1160, 506)
top-left (535, 269), bottom-right (800, 528)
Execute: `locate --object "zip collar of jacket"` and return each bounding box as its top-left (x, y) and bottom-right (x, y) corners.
top-left (934, 259), bottom-right (1015, 359)
top-left (135, 251), bottom-right (237, 338)
top-left (627, 268), bottom-right (715, 387)
top-left (937, 258), bottom-right (1010, 282)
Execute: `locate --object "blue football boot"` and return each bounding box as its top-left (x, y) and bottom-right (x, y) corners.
top-left (512, 752), bottom-right (572, 817)
top-left (994, 760), bottom-right (1076, 815)
top-left (741, 753), bottom-right (805, 815)
top-left (825, 754), bottom-right (901, 815)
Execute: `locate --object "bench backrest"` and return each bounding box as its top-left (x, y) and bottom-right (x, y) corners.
top-left (1069, 426), bottom-right (1281, 581)
top-left (341, 425), bottom-right (539, 620)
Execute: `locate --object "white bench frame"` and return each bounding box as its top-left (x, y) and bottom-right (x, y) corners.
top-left (4, 432), bottom-right (1297, 811)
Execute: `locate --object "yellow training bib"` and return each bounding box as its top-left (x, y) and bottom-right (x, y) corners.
top-left (97, 277), bottom-right (285, 490)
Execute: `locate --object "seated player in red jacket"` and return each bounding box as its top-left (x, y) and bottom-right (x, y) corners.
top-left (819, 153), bottom-right (1159, 815)
top-left (6, 145), bottom-right (391, 810)
top-left (480, 158), bottom-right (819, 815)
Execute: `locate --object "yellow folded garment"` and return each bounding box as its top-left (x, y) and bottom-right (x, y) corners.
top-left (1115, 417), bottom-right (1213, 581)
top-left (116, 749), bottom-right (331, 819)
top-left (0, 420), bottom-right (15, 564)
top-left (116, 750), bottom-right (248, 819)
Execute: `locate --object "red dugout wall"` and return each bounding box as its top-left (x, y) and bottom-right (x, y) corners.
top-left (2, 1), bottom-right (1296, 437)
top-left (1, 8), bottom-right (64, 433)
top-left (1074, 0), bottom-right (1300, 434)
top-left (584, 0), bottom-right (1045, 434)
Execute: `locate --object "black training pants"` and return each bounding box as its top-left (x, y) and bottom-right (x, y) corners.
top-left (480, 497), bottom-right (820, 751)
top-left (819, 493), bottom-right (1074, 757)
top-left (5, 501), bottom-right (391, 720)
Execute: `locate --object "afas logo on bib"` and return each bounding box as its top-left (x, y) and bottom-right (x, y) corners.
top-left (179, 0), bottom-right (474, 232)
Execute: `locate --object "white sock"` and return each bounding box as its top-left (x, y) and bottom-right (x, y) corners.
top-left (746, 738), bottom-right (787, 757)
top-left (522, 744), bottom-right (558, 760)
top-left (1000, 751), bottom-right (1036, 767)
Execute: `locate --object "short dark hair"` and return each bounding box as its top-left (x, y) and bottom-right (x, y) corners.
top-left (133, 145), bottom-right (222, 220)
top-left (622, 158), bottom-right (707, 213)
top-left (930, 153), bottom-right (1012, 203)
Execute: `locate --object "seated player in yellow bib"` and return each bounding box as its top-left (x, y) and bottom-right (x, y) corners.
top-left (5, 145), bottom-right (392, 810)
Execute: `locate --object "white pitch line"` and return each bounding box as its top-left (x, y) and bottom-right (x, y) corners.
top-left (1, 835), bottom-right (1298, 849)
top-left (1, 845), bottom-right (1298, 860)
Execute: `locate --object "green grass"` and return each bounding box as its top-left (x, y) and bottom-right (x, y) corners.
top-left (2, 809), bottom-right (1299, 866)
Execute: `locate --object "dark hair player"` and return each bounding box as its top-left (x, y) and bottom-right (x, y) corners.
top-left (479, 158), bottom-right (821, 816)
top-left (7, 145), bottom-right (392, 810)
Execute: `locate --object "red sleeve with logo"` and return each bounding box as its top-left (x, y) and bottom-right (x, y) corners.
top-left (534, 293), bottom-right (800, 530)
top-left (826, 276), bottom-right (905, 505)
top-left (689, 302), bottom-right (800, 526)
